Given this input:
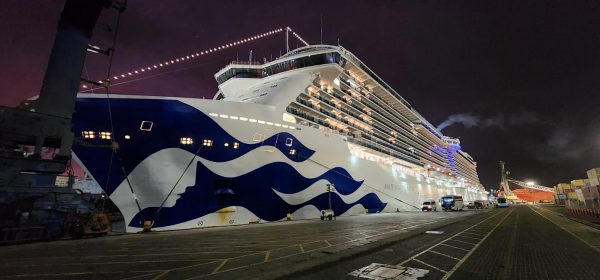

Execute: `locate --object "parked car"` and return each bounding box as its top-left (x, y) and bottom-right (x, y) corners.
top-left (421, 200), bottom-right (437, 211)
top-left (496, 197), bottom-right (509, 208)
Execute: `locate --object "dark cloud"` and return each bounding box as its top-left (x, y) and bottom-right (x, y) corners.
top-left (531, 117), bottom-right (600, 166)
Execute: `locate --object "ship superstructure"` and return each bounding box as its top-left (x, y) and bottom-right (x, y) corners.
top-left (215, 45), bottom-right (481, 187)
top-left (72, 45), bottom-right (487, 232)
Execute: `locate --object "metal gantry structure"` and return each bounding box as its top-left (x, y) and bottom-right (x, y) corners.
top-left (506, 178), bottom-right (554, 193)
top-left (497, 161), bottom-right (513, 197)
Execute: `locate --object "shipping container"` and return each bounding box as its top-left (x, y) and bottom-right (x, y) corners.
top-left (567, 192), bottom-right (579, 200)
top-left (593, 186), bottom-right (600, 200)
top-left (570, 179), bottom-right (586, 188)
top-left (558, 183), bottom-right (572, 190)
top-left (554, 186), bottom-right (563, 194)
top-left (575, 189), bottom-right (585, 202)
top-left (587, 168), bottom-right (600, 187)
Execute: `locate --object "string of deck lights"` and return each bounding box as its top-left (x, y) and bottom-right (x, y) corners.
top-left (82, 26), bottom-right (310, 90)
top-left (289, 27), bottom-right (309, 47)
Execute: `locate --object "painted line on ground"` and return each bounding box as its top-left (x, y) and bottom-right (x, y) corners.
top-left (438, 243), bottom-right (470, 252)
top-left (449, 239), bottom-right (477, 246)
top-left (397, 210), bottom-right (507, 274)
top-left (428, 250), bottom-right (461, 261)
top-left (211, 259), bottom-right (228, 274)
top-left (442, 209), bottom-right (513, 280)
top-left (411, 258), bottom-right (448, 273)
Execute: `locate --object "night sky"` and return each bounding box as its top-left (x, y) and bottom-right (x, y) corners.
top-left (2, 0), bottom-right (600, 188)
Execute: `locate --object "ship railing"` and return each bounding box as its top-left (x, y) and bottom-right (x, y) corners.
top-left (217, 60), bottom-right (264, 72)
top-left (291, 99), bottom-right (422, 163)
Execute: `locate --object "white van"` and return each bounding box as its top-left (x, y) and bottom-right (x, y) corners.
top-left (441, 195), bottom-right (464, 211)
top-left (421, 199), bottom-right (437, 211)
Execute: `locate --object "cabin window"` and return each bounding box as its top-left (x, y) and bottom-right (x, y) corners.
top-left (285, 138), bottom-right (293, 147)
top-left (202, 139), bottom-right (213, 146)
top-left (82, 131), bottom-right (95, 139)
top-left (99, 132), bottom-right (112, 140)
top-left (180, 137), bottom-right (193, 145)
top-left (140, 121), bottom-right (153, 131)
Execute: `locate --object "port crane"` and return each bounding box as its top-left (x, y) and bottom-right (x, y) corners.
top-left (496, 161), bottom-right (554, 205)
top-left (505, 179), bottom-right (554, 192)
top-left (0, 0), bottom-right (125, 242)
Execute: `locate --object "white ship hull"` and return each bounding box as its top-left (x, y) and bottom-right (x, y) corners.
top-left (72, 94), bottom-right (486, 232)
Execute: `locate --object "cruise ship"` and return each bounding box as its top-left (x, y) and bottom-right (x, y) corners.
top-left (72, 45), bottom-right (487, 232)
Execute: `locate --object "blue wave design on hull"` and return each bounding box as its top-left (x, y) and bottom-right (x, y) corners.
top-left (72, 98), bottom-right (315, 196)
top-left (129, 162), bottom-right (386, 228)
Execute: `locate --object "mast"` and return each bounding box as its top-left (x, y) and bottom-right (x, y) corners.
top-left (285, 27), bottom-right (290, 53)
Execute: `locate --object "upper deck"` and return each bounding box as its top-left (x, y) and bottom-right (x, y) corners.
top-left (215, 45), bottom-right (438, 128)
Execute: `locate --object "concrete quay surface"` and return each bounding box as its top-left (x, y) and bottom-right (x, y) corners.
top-left (3, 205), bottom-right (598, 280)
top-left (0, 210), bottom-right (478, 280)
top-left (291, 205), bottom-right (600, 280)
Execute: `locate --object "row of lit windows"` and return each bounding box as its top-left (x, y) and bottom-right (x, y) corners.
top-left (82, 131), bottom-right (112, 140)
top-left (179, 137), bottom-right (242, 149)
top-left (208, 113), bottom-right (297, 130)
top-left (320, 79), bottom-right (443, 164)
top-left (179, 136), bottom-right (296, 155)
